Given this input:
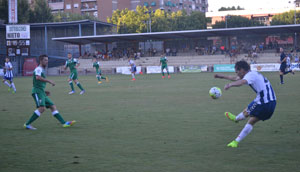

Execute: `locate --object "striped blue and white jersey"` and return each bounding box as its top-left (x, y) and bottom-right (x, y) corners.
top-left (243, 71), bottom-right (276, 104)
top-left (4, 62), bottom-right (13, 78)
top-left (129, 60), bottom-right (136, 67)
top-left (286, 56), bottom-right (291, 66)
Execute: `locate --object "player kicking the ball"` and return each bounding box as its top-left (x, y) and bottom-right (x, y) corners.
top-left (215, 60), bottom-right (276, 148)
top-left (93, 58), bottom-right (108, 84)
top-left (24, 55), bottom-right (76, 130)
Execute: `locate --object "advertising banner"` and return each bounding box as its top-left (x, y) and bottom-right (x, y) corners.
top-left (250, 63), bottom-right (280, 72)
top-left (290, 63), bottom-right (300, 71)
top-left (116, 66), bottom-right (142, 75)
top-left (179, 65), bottom-right (207, 73)
top-left (23, 58), bottom-right (38, 76)
top-left (6, 25), bottom-right (30, 39)
top-left (146, 66), bottom-right (174, 74)
top-left (214, 64), bottom-right (235, 72)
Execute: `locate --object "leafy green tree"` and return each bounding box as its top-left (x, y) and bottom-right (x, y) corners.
top-left (29, 0), bottom-right (53, 23)
top-left (18, 0), bottom-right (31, 23)
top-left (213, 15), bottom-right (263, 28)
top-left (218, 6), bottom-right (244, 11)
top-left (108, 6), bottom-right (207, 33)
top-left (0, 0), bottom-right (8, 23)
top-left (271, 10), bottom-right (300, 25)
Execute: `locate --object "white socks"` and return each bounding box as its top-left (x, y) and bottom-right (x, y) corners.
top-left (131, 73), bottom-right (135, 79)
top-left (236, 112), bottom-right (246, 121)
top-left (235, 123), bottom-right (253, 142)
top-left (11, 83), bottom-right (16, 92)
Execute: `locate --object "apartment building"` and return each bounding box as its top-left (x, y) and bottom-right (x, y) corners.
top-left (46, 0), bottom-right (208, 22)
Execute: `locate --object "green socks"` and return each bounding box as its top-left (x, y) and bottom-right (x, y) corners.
top-left (69, 82), bottom-right (74, 91)
top-left (52, 111), bottom-right (66, 124)
top-left (26, 111), bottom-right (40, 125)
top-left (76, 83), bottom-right (84, 91)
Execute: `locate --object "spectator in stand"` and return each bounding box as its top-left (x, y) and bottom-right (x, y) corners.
top-left (171, 48), bottom-right (177, 56)
top-left (252, 44), bottom-right (256, 52)
top-left (195, 46), bottom-right (199, 55)
top-left (137, 51), bottom-right (141, 59)
top-left (259, 43), bottom-right (264, 53)
top-left (166, 48), bottom-right (171, 56)
top-left (212, 45), bottom-right (217, 55)
top-left (134, 52), bottom-right (137, 60)
top-left (153, 48), bottom-right (157, 56)
top-left (220, 45), bottom-right (225, 54)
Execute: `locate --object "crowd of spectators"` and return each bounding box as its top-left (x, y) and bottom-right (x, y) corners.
top-left (78, 40), bottom-right (300, 65)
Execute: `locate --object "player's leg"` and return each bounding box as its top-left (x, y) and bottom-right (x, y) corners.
top-left (3, 78), bottom-right (11, 89)
top-left (161, 66), bottom-right (165, 78)
top-left (74, 78), bottom-right (85, 94)
top-left (24, 94), bottom-right (46, 130)
top-left (9, 79), bottom-right (16, 93)
top-left (166, 66), bottom-right (170, 78)
top-left (96, 74), bottom-right (102, 84)
top-left (279, 65), bottom-right (286, 84)
top-left (131, 67), bottom-right (136, 81)
top-left (227, 100), bottom-right (276, 148)
top-left (68, 75), bottom-right (75, 94)
top-left (225, 108), bottom-right (249, 123)
top-left (49, 104), bottom-right (76, 127)
top-left (102, 75), bottom-right (109, 82)
top-left (47, 99), bottom-right (65, 125)
top-left (96, 74), bottom-right (101, 81)
top-left (227, 116), bottom-right (259, 148)
top-left (131, 72), bottom-right (136, 81)
top-left (283, 67), bottom-right (294, 75)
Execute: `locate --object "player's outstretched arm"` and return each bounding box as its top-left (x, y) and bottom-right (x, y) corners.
top-left (224, 79), bottom-right (247, 90)
top-left (36, 76), bottom-right (55, 86)
top-left (214, 74), bottom-right (239, 81)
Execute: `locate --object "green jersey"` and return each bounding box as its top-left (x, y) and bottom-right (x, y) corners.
top-left (160, 57), bottom-right (168, 66)
top-left (65, 58), bottom-right (79, 73)
top-left (93, 62), bottom-right (100, 73)
top-left (32, 66), bottom-right (46, 94)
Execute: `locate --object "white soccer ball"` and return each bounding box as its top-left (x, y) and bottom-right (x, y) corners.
top-left (209, 87), bottom-right (222, 99)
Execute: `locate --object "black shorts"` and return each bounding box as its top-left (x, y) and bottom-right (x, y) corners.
top-left (280, 64), bottom-right (286, 73)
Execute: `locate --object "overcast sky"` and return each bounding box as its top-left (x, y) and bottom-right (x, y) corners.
top-left (208, 0), bottom-right (295, 12)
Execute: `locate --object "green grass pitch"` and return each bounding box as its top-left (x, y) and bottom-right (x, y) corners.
top-left (0, 72), bottom-right (299, 172)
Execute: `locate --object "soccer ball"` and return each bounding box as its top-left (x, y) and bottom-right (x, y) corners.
top-left (209, 87), bottom-right (222, 99)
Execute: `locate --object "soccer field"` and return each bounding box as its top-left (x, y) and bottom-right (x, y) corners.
top-left (0, 73), bottom-right (299, 172)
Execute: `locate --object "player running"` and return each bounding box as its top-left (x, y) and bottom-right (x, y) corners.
top-left (93, 58), bottom-right (108, 84)
top-left (215, 60), bottom-right (276, 148)
top-left (128, 58), bottom-right (136, 81)
top-left (279, 48), bottom-right (294, 84)
top-left (160, 54), bottom-right (170, 79)
top-left (24, 55), bottom-right (76, 130)
top-left (65, 53), bottom-right (85, 94)
top-left (2, 57), bottom-right (16, 93)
